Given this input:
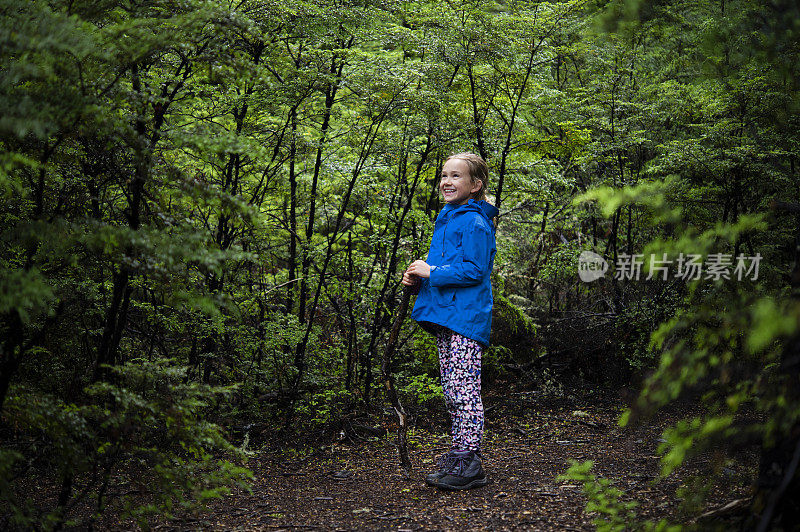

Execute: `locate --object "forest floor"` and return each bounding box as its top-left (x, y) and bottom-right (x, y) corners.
top-left (153, 383), bottom-right (757, 531)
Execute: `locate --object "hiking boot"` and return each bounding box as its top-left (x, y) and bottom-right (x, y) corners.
top-left (433, 450), bottom-right (488, 491)
top-left (425, 451), bottom-right (456, 486)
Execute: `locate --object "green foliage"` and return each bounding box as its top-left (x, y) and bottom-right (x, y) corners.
top-left (495, 291), bottom-right (538, 338)
top-left (614, 287), bottom-right (681, 370)
top-left (296, 387), bottom-right (356, 428)
top-left (574, 176), bottom-right (684, 224)
top-left (560, 460), bottom-right (680, 532)
top-left (1, 358), bottom-right (251, 528)
top-left (399, 373), bottom-right (444, 407)
top-left (408, 326), bottom-right (440, 376)
top-left (1, 0), bottom-right (798, 525)
top-left (487, 291), bottom-right (538, 376)
top-left (565, 0), bottom-right (800, 524)
top-left (0, 267), bottom-right (55, 324)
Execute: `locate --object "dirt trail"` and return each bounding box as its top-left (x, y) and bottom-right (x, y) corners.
top-left (160, 390), bottom-right (755, 531)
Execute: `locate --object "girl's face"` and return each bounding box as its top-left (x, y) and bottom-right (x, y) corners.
top-left (440, 158), bottom-right (481, 205)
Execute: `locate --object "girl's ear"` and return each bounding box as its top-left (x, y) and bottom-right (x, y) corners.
top-left (470, 179), bottom-right (482, 194)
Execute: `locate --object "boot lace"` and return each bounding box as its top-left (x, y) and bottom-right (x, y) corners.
top-left (437, 451), bottom-right (475, 477)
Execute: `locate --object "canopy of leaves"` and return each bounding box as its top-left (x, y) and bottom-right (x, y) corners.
top-left (1, 0), bottom-right (798, 528)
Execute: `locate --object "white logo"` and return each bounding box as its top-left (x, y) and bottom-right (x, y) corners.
top-left (578, 251), bottom-right (608, 282)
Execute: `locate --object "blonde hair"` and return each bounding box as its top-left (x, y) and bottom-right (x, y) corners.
top-left (446, 152), bottom-right (489, 202)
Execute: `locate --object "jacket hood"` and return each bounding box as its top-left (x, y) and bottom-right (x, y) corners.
top-left (442, 199), bottom-right (499, 224)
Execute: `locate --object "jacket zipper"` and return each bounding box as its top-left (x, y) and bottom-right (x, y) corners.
top-left (441, 213), bottom-right (450, 257)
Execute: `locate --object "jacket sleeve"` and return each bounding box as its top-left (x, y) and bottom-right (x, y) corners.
top-left (429, 217), bottom-right (493, 288)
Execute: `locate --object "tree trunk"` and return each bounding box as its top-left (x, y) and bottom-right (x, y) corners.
top-left (287, 108), bottom-right (298, 314)
top-left (363, 144), bottom-right (430, 406)
top-left (92, 268), bottom-right (130, 382)
top-left (299, 56), bottom-right (343, 325)
top-left (0, 311), bottom-right (24, 412)
top-left (467, 65), bottom-right (488, 162)
top-left (381, 286), bottom-right (414, 472)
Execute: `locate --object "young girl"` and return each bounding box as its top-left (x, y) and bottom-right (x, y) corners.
top-left (401, 152), bottom-right (498, 490)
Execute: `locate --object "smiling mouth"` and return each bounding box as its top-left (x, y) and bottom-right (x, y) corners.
top-left (442, 188), bottom-right (456, 194)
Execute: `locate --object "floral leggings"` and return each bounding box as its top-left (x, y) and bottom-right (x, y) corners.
top-left (436, 328), bottom-right (484, 452)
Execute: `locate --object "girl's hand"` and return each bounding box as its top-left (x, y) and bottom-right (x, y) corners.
top-left (402, 260), bottom-right (431, 286)
top-left (401, 270), bottom-right (417, 286)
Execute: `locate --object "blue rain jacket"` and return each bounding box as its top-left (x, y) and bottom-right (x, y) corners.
top-left (411, 199), bottom-right (499, 346)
